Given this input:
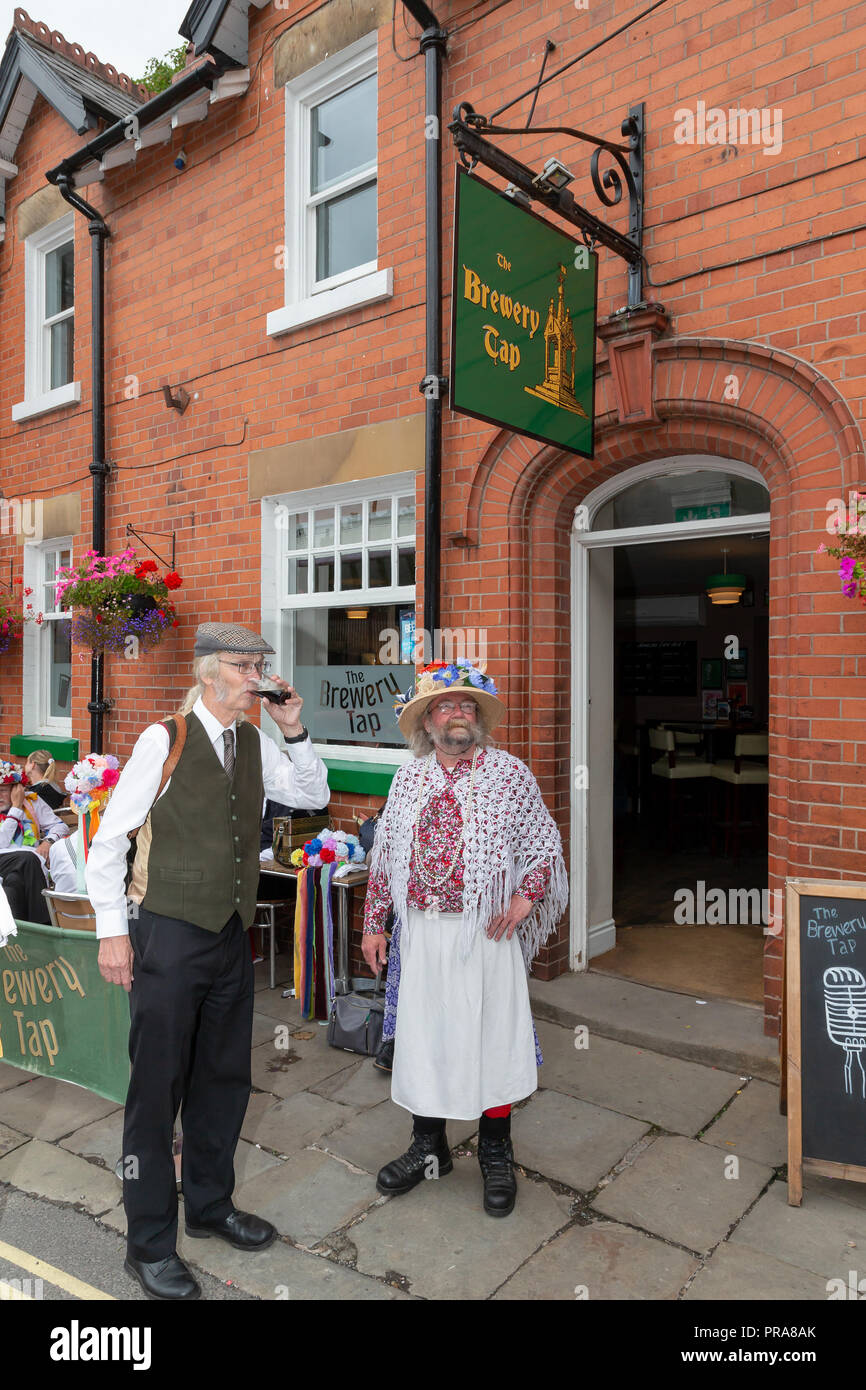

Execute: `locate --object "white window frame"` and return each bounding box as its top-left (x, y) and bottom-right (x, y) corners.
top-left (266, 31), bottom-right (392, 338)
top-left (12, 215), bottom-right (82, 422)
top-left (261, 472), bottom-right (416, 765)
top-left (22, 537), bottom-right (73, 736)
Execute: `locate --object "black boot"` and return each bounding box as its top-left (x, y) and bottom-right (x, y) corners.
top-left (477, 1114), bottom-right (517, 1217)
top-left (374, 1037), bottom-right (394, 1073)
top-left (376, 1117), bottom-right (452, 1196)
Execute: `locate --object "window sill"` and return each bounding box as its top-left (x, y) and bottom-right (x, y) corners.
top-left (324, 759), bottom-right (402, 795)
top-left (266, 269), bottom-right (393, 337)
top-left (10, 733), bottom-right (79, 761)
top-left (12, 382), bottom-right (82, 422)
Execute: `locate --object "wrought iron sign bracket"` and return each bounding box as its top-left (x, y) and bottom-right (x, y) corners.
top-left (125, 523), bottom-right (176, 571)
top-left (449, 101), bottom-right (645, 307)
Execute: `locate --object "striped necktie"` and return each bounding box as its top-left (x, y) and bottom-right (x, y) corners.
top-left (222, 728), bottom-right (236, 779)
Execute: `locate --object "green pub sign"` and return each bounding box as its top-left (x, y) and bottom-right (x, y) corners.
top-left (451, 167), bottom-right (598, 458)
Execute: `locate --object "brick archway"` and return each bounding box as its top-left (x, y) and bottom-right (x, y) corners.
top-left (441, 339), bottom-right (866, 1020)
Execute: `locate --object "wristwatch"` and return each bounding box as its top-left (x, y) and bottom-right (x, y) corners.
top-left (283, 726), bottom-right (309, 744)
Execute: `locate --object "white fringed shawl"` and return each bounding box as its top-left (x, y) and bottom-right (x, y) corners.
top-left (370, 747), bottom-right (569, 970)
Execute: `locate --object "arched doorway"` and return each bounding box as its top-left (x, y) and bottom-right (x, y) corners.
top-left (571, 457), bottom-right (771, 1002)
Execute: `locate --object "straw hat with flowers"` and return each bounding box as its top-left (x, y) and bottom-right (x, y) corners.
top-left (393, 659), bottom-right (505, 739)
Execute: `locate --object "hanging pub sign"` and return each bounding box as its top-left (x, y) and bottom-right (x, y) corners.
top-left (450, 166), bottom-right (598, 458)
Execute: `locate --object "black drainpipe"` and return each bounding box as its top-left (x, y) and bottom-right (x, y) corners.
top-left (54, 178), bottom-right (110, 754)
top-left (403, 1), bottom-right (447, 642)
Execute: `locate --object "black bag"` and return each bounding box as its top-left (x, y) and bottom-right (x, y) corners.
top-left (327, 975), bottom-right (385, 1056)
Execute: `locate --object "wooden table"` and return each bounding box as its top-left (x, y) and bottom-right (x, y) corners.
top-left (258, 860), bottom-right (369, 994)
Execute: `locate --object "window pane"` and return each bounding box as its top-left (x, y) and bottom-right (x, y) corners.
top-left (368, 549), bottom-right (391, 587)
top-left (340, 502), bottom-right (363, 545)
top-left (398, 547), bottom-right (415, 586)
top-left (340, 551), bottom-right (362, 590)
top-left (287, 556), bottom-right (308, 594)
top-left (593, 471), bottom-right (770, 530)
top-left (314, 555), bottom-right (335, 592)
top-left (397, 496), bottom-right (415, 537)
top-left (49, 619), bottom-right (72, 718)
top-left (49, 317), bottom-right (74, 389)
top-left (368, 498), bottom-right (391, 541)
top-left (315, 180), bottom-right (377, 281)
top-left (45, 243), bottom-right (74, 317)
top-left (313, 508), bottom-right (334, 548)
top-left (310, 74), bottom-right (376, 194)
top-left (285, 511), bottom-right (308, 551)
top-left (286, 601), bottom-right (407, 749)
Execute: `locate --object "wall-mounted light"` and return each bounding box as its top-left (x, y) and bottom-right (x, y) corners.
top-left (345, 607), bottom-right (369, 620)
top-left (502, 182), bottom-right (531, 209)
top-left (532, 156), bottom-right (574, 193)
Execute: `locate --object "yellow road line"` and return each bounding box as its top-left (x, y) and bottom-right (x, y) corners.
top-left (0, 1239), bottom-right (115, 1301)
top-left (0, 1283), bottom-right (33, 1299)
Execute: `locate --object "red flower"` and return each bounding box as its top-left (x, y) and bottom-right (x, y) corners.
top-left (172, 619), bottom-right (179, 628)
top-left (134, 560), bottom-right (158, 578)
top-left (102, 769), bottom-right (120, 787)
top-left (320, 847), bottom-right (336, 863)
top-left (164, 572), bottom-right (182, 590)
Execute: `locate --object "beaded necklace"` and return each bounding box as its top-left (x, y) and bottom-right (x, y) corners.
top-left (412, 745), bottom-right (479, 910)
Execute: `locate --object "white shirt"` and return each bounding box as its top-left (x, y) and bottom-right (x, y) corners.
top-left (0, 793), bottom-right (68, 852)
top-left (85, 696), bottom-right (330, 938)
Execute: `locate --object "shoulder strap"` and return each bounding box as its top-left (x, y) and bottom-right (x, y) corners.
top-left (127, 714), bottom-right (187, 841)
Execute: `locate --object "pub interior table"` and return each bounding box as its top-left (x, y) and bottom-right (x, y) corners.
top-left (257, 860), bottom-right (369, 995)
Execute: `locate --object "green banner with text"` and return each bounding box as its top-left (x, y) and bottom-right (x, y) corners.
top-left (0, 921), bottom-right (129, 1103)
top-left (450, 166), bottom-right (597, 458)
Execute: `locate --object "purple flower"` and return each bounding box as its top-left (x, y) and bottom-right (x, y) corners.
top-left (839, 557), bottom-right (856, 580)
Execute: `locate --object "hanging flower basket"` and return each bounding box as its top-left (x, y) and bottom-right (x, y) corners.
top-left (818, 488), bottom-right (866, 606)
top-left (54, 547), bottom-right (182, 654)
top-left (0, 579), bottom-right (41, 654)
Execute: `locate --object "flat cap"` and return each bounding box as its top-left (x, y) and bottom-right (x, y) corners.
top-left (194, 622), bottom-right (276, 657)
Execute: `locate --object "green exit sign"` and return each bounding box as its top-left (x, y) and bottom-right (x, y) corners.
top-left (450, 167), bottom-right (598, 458)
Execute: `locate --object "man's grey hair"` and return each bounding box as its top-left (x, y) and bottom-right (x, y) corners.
top-left (406, 701), bottom-right (496, 758)
top-left (178, 653), bottom-right (248, 721)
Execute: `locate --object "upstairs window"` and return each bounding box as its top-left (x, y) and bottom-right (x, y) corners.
top-left (13, 215), bottom-right (81, 422)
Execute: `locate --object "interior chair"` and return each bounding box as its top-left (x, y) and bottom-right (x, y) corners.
top-left (42, 890), bottom-right (96, 932)
top-left (711, 733), bottom-right (769, 859)
top-left (648, 726), bottom-right (713, 851)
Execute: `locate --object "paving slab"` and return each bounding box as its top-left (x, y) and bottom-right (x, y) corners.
top-left (59, 1109), bottom-right (125, 1171)
top-left (0, 1075), bottom-right (119, 1141)
top-left (803, 1173), bottom-right (866, 1212)
top-left (537, 1020), bottom-right (742, 1135)
top-left (0, 1061), bottom-right (31, 1093)
top-left (319, 1099), bottom-right (477, 1176)
top-left (249, 991), bottom-right (306, 1026)
top-left (530, 971), bottom-right (779, 1080)
top-left (311, 1058), bottom-right (393, 1109)
top-left (233, 1138), bottom-right (285, 1186)
top-left (249, 1034), bottom-right (357, 1099)
top-left (0, 1121), bottom-right (28, 1158)
top-left (592, 1135), bottom-right (774, 1253)
top-left (175, 1225), bottom-right (411, 1300)
top-left (240, 1090), bottom-right (356, 1157)
top-left (494, 1220), bottom-right (699, 1300)
top-left (0, 1138), bottom-right (121, 1215)
top-left (731, 1179), bottom-right (866, 1280)
top-left (351, 1152), bottom-right (572, 1299)
top-left (512, 1089), bottom-right (649, 1191)
top-left (684, 1242), bottom-right (832, 1300)
top-left (700, 1078), bottom-right (787, 1167)
top-left (251, 1011), bottom-right (286, 1048)
top-left (232, 1147), bottom-right (378, 1247)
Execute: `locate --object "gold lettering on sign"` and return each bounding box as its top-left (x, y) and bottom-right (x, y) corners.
top-left (462, 265), bottom-right (541, 339)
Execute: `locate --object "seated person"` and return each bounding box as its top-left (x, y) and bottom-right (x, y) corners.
top-left (23, 750), bottom-right (67, 810)
top-left (0, 762), bottom-right (69, 922)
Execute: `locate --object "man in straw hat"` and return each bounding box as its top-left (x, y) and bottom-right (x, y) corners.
top-left (362, 659), bottom-right (567, 1216)
top-left (87, 623), bottom-right (329, 1299)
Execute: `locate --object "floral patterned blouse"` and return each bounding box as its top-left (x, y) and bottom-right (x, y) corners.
top-left (363, 748), bottom-right (551, 934)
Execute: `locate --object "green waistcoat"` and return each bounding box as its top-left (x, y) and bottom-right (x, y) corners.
top-left (130, 711), bottom-right (264, 931)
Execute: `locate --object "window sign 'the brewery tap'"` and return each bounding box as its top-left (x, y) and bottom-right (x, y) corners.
top-left (450, 167), bottom-right (598, 459)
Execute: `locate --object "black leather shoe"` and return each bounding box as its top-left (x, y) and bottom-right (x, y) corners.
top-left (185, 1209), bottom-right (277, 1251)
top-left (477, 1135), bottom-right (517, 1217)
top-left (374, 1038), bottom-right (394, 1072)
top-left (376, 1128), bottom-right (453, 1196)
top-left (124, 1253), bottom-right (201, 1301)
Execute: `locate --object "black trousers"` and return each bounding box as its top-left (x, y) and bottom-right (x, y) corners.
top-left (123, 907), bottom-right (254, 1262)
top-left (0, 851), bottom-right (50, 924)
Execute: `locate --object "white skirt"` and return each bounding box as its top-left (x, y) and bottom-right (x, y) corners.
top-left (390, 907), bottom-right (538, 1120)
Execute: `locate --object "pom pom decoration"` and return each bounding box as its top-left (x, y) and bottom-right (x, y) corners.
top-left (64, 753), bottom-right (122, 816)
top-left (0, 761), bottom-right (29, 787)
top-left (299, 827), bottom-right (367, 868)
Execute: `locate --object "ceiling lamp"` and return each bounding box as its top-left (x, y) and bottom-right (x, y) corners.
top-left (706, 547), bottom-right (746, 606)
top-left (345, 607), bottom-right (369, 620)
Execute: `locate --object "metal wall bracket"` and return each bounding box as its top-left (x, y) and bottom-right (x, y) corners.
top-left (125, 523), bottom-right (176, 570)
top-left (449, 101), bottom-right (645, 306)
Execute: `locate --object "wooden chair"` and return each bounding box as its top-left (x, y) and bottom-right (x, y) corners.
top-left (648, 727), bottom-right (713, 850)
top-left (711, 733), bottom-right (769, 859)
top-left (42, 890), bottom-right (96, 932)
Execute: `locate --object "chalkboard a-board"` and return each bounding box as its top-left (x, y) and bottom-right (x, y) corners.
top-left (786, 879), bottom-right (866, 1205)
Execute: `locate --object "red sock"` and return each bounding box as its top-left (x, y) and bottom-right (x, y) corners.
top-left (482, 1104), bottom-right (511, 1118)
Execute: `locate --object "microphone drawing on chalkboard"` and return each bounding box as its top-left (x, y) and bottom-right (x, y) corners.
top-left (823, 966), bottom-right (866, 1100)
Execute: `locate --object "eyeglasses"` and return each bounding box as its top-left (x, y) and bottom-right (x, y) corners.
top-left (218, 659), bottom-right (272, 677)
top-left (431, 699), bottom-right (478, 716)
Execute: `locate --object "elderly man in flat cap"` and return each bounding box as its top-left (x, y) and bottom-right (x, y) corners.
top-left (87, 623), bottom-right (330, 1301)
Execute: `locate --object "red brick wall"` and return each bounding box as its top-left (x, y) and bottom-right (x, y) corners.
top-left (1, 0), bottom-right (864, 1034)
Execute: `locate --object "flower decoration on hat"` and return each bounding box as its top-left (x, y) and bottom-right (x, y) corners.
top-left (0, 761), bottom-right (29, 787)
top-left (65, 754), bottom-right (121, 816)
top-left (393, 658), bottom-right (498, 722)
